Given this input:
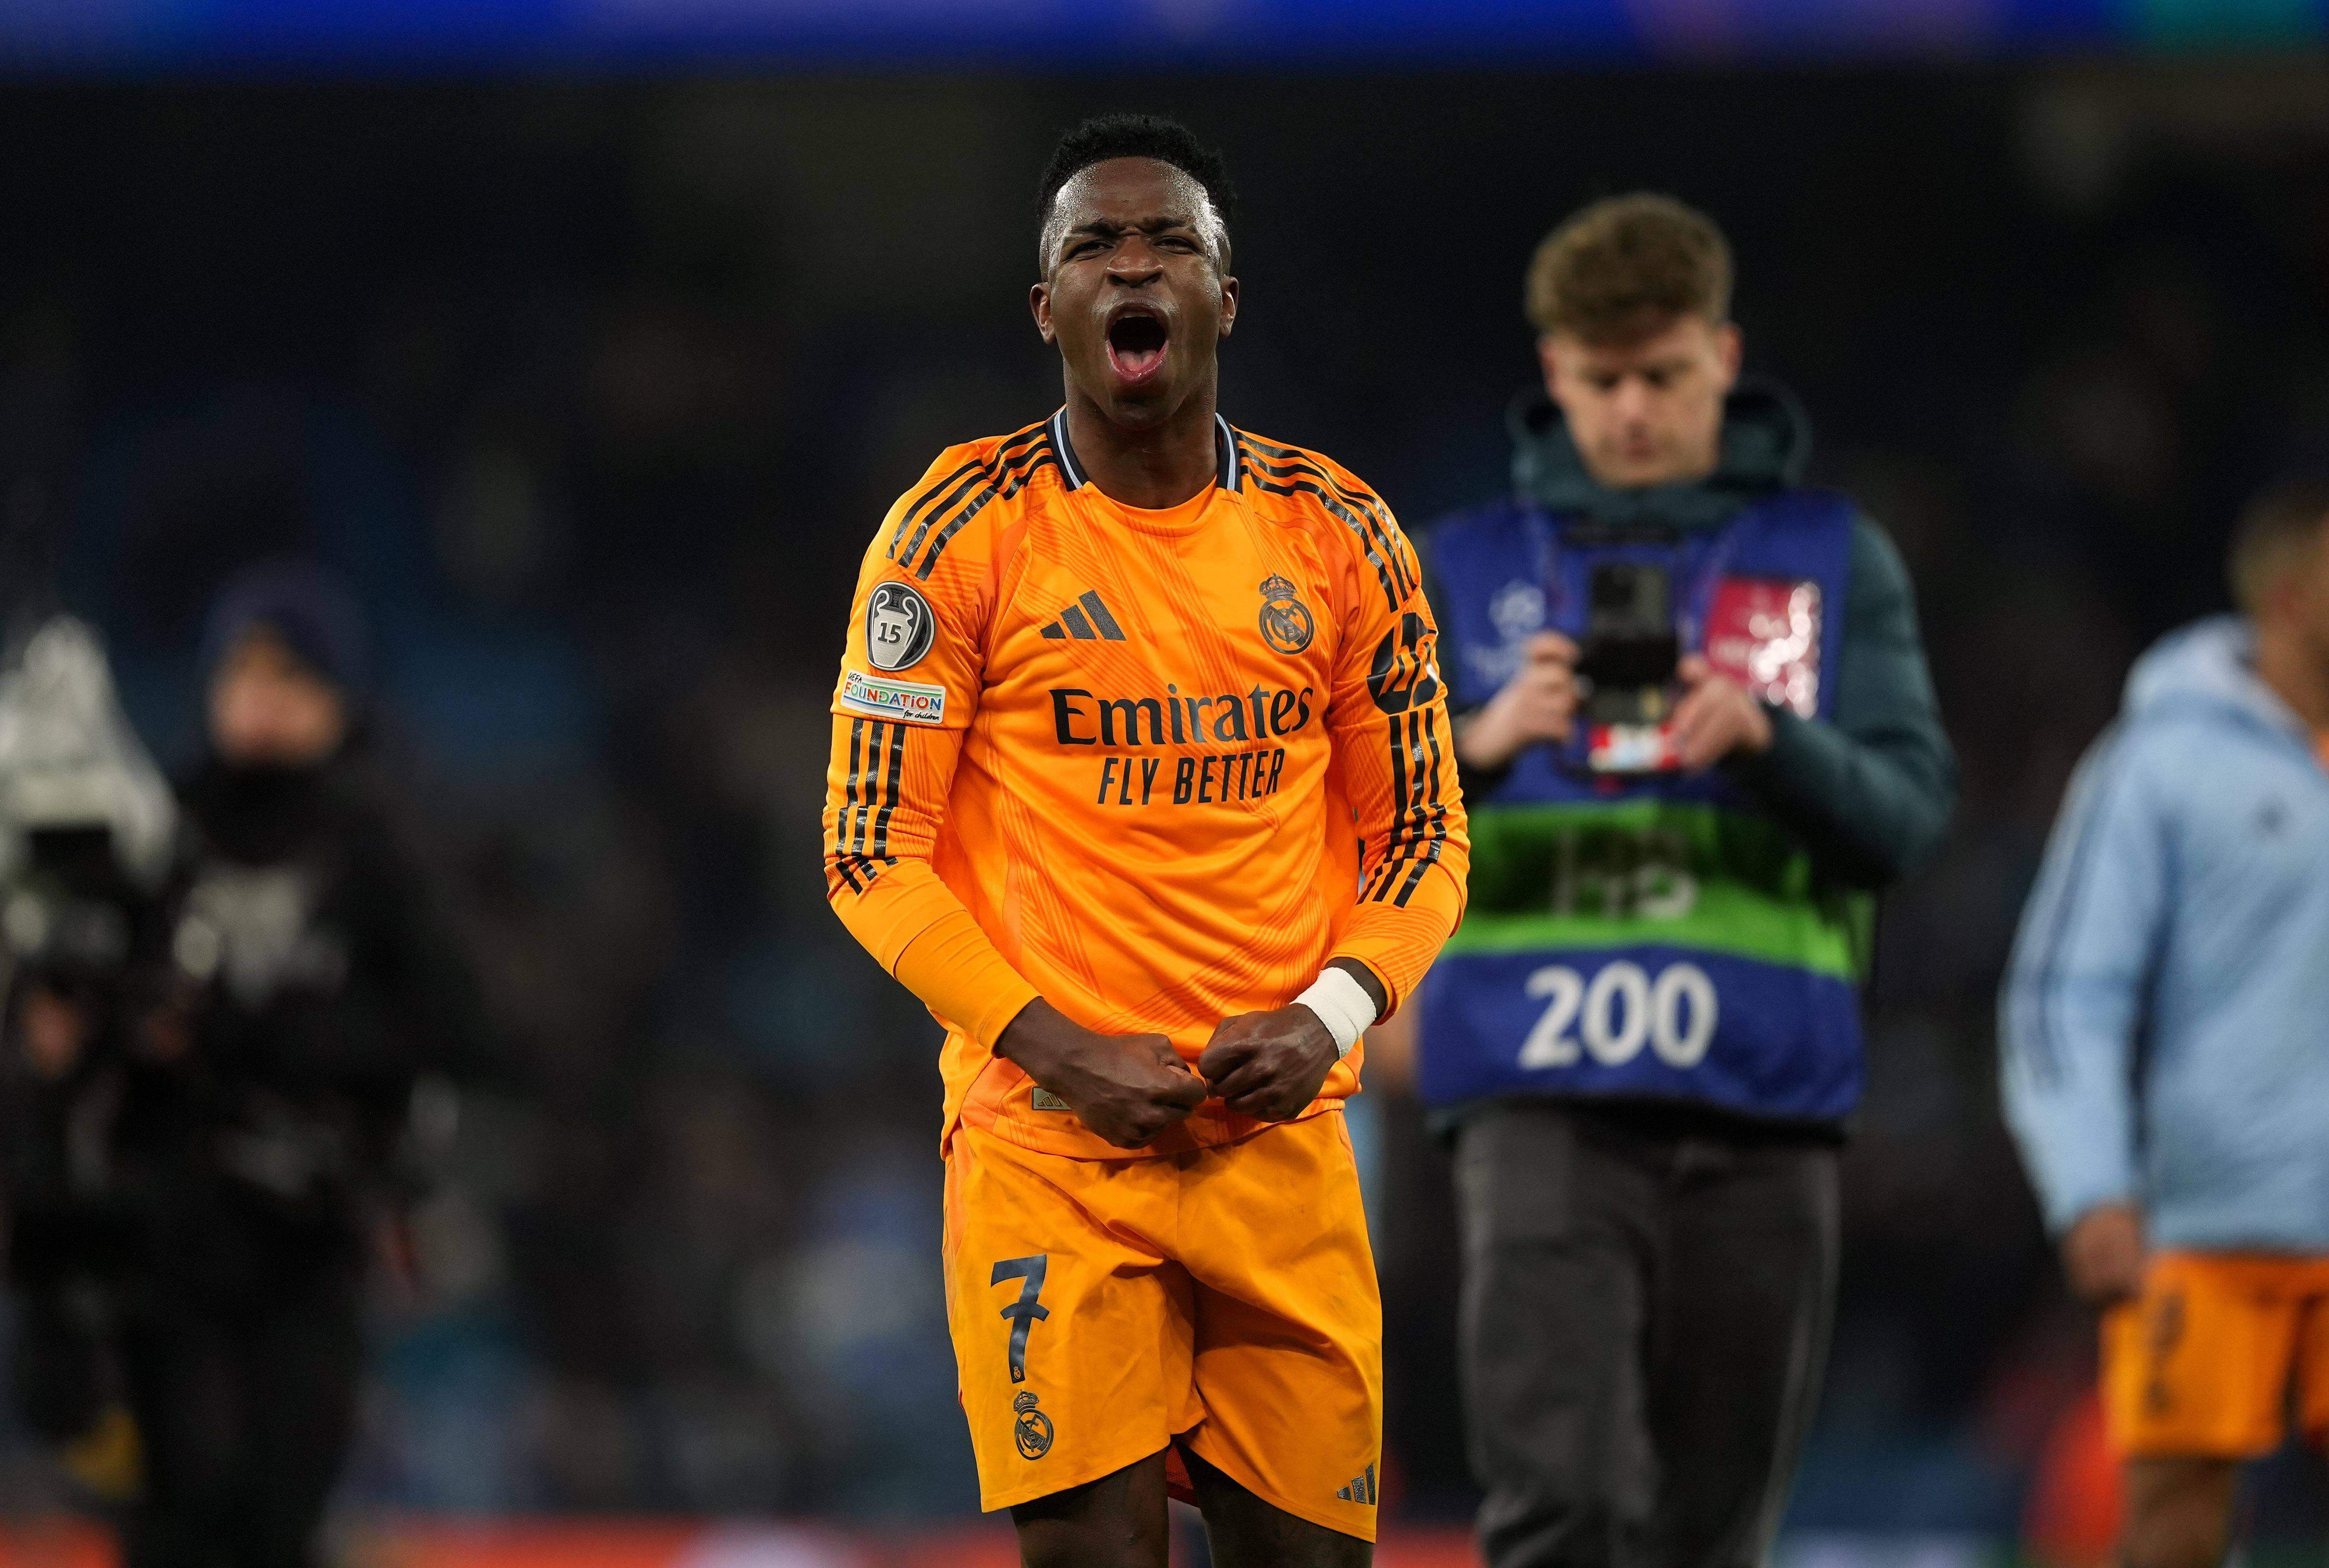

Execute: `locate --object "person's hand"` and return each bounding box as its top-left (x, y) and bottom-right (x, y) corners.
top-left (19, 987), bottom-right (87, 1079)
top-left (2063, 1202), bottom-right (2147, 1307)
top-left (1668, 655), bottom-right (1774, 772)
top-left (996, 998), bottom-right (1205, 1149)
top-left (1456, 632), bottom-right (1578, 770)
top-left (1198, 961), bottom-right (1386, 1121)
top-left (1198, 1007), bottom-right (1341, 1121)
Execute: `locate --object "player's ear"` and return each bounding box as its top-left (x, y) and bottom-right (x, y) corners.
top-left (1030, 281), bottom-right (1055, 344)
top-left (1714, 321), bottom-right (1743, 384)
top-left (1217, 274), bottom-right (1238, 339)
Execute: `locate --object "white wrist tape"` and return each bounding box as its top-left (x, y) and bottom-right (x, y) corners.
top-left (1296, 967), bottom-right (1377, 1060)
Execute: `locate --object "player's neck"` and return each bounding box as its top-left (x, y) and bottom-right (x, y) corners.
top-left (1064, 383), bottom-right (1220, 510)
top-left (2253, 619), bottom-right (2329, 735)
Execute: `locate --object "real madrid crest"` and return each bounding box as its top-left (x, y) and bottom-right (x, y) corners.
top-left (1012, 1390), bottom-right (1055, 1460)
top-left (1257, 574), bottom-right (1314, 656)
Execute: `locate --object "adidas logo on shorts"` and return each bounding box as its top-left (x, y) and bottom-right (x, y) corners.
top-left (1038, 590), bottom-right (1127, 642)
top-left (1335, 1462), bottom-right (1377, 1505)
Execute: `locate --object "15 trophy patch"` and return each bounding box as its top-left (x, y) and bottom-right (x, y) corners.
top-left (866, 581), bottom-right (937, 672)
top-left (1012, 1391), bottom-right (1055, 1460)
top-left (1257, 574), bottom-right (1314, 655)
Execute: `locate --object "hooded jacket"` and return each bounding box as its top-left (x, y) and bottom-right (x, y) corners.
top-left (2002, 617), bottom-right (2329, 1251)
top-left (114, 740), bottom-right (495, 1303)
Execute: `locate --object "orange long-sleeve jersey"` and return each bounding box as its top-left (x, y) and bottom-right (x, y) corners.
top-left (821, 411), bottom-right (1468, 1159)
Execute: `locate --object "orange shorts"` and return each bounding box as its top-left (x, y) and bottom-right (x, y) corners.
top-left (940, 1110), bottom-right (1382, 1540)
top-left (2102, 1251), bottom-right (2329, 1458)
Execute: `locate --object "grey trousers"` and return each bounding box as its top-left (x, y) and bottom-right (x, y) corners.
top-left (1453, 1101), bottom-right (1839, 1568)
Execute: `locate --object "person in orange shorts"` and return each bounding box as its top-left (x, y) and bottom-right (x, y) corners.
top-left (819, 114), bottom-right (1467, 1567)
top-left (2100, 1255), bottom-right (2329, 1464)
top-left (2003, 479), bottom-right (2329, 1568)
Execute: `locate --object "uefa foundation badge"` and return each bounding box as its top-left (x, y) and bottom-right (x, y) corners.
top-left (839, 670), bottom-right (946, 725)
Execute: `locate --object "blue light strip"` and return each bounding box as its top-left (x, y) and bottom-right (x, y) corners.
top-left (0, 0), bottom-right (2318, 72)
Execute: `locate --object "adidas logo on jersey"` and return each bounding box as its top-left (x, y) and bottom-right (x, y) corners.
top-left (1335, 1462), bottom-right (1378, 1505)
top-left (1038, 591), bottom-right (1127, 642)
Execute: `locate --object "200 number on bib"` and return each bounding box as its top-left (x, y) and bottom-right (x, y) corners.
top-left (1516, 960), bottom-right (1718, 1070)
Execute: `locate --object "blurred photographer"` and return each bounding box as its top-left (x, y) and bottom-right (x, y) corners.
top-left (0, 617), bottom-right (180, 1496)
top-left (1417, 196), bottom-right (1955, 1568)
top-left (114, 561), bottom-right (490, 1568)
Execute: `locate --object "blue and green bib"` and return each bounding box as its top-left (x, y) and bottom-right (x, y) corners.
top-left (1419, 492), bottom-right (1867, 1121)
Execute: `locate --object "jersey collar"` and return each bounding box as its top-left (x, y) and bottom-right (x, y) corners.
top-left (1048, 408), bottom-right (1241, 496)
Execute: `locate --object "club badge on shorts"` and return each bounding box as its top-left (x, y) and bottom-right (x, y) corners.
top-left (1013, 1391), bottom-right (1055, 1459)
top-left (1257, 574), bottom-right (1314, 655)
top-left (866, 581), bottom-right (936, 672)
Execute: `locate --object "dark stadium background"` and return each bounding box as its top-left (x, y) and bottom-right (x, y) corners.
top-left (1, 38), bottom-right (2327, 1565)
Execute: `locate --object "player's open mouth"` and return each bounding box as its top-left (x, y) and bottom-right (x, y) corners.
top-left (1104, 306), bottom-right (1170, 385)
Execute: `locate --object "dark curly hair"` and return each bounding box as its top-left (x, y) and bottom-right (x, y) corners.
top-left (1035, 113), bottom-right (1235, 272)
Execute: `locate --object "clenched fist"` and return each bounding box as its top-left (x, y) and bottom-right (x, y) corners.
top-left (996, 998), bottom-right (1206, 1149)
top-left (1199, 961), bottom-right (1388, 1122)
top-left (1198, 1006), bottom-right (1340, 1122)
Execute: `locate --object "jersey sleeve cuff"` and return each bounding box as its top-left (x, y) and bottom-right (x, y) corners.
top-left (892, 907), bottom-right (1044, 1051)
top-left (833, 872), bottom-right (967, 974)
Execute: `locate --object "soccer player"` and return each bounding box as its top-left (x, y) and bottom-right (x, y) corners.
top-left (819, 116), bottom-right (1468, 1567)
top-left (2003, 480), bottom-right (2329, 1568)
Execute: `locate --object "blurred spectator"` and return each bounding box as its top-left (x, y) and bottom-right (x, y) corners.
top-left (111, 562), bottom-right (491, 1567)
top-left (0, 619), bottom-right (182, 1507)
top-left (2001, 481), bottom-right (2329, 1568)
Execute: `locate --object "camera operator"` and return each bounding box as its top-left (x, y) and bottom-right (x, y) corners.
top-left (1416, 196), bottom-right (1956, 1568)
top-left (116, 561), bottom-right (490, 1568)
top-left (0, 617), bottom-right (180, 1496)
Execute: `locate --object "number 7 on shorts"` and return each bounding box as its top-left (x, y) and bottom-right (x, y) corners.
top-left (991, 1255), bottom-right (1049, 1384)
